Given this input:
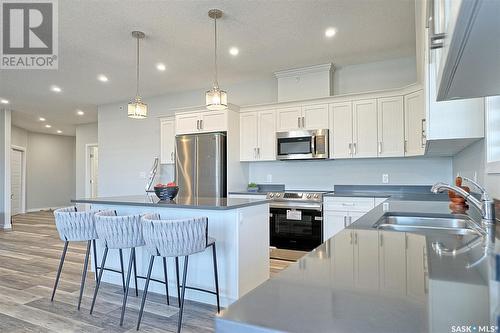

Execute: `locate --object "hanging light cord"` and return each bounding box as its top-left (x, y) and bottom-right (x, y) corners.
top-left (136, 36), bottom-right (140, 98)
top-left (213, 15), bottom-right (218, 88)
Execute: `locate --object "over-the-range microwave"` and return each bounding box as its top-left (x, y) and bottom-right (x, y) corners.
top-left (276, 129), bottom-right (329, 160)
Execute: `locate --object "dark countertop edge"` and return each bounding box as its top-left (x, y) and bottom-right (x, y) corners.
top-left (71, 198), bottom-right (270, 210)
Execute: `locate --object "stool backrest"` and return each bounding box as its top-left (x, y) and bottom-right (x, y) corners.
top-left (94, 211), bottom-right (145, 249)
top-left (53, 206), bottom-right (100, 242)
top-left (141, 213), bottom-right (208, 257)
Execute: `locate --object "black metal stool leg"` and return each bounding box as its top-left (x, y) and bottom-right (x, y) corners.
top-left (119, 249), bottom-right (126, 292)
top-left (92, 240), bottom-right (98, 282)
top-left (136, 255), bottom-right (155, 331)
top-left (175, 257), bottom-right (181, 307)
top-left (211, 243), bottom-right (221, 313)
top-left (51, 241), bottom-right (69, 302)
top-left (119, 248), bottom-right (135, 326)
top-left (177, 256), bottom-right (189, 333)
top-left (90, 246), bottom-right (108, 315)
top-left (162, 257), bottom-right (170, 305)
top-left (132, 249), bottom-right (138, 297)
top-left (77, 240), bottom-right (92, 310)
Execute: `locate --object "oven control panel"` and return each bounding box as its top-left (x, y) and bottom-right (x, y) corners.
top-left (266, 192), bottom-right (324, 202)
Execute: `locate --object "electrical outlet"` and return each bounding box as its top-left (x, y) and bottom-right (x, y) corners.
top-left (382, 174), bottom-right (389, 184)
top-left (266, 174), bottom-right (273, 183)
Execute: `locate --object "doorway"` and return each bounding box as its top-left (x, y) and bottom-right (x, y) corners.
top-left (10, 146), bottom-right (26, 215)
top-left (85, 144), bottom-right (98, 198)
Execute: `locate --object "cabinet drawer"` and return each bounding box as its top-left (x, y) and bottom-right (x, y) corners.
top-left (324, 197), bottom-right (375, 212)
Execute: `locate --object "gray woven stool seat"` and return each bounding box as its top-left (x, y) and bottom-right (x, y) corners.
top-left (137, 213), bottom-right (220, 333)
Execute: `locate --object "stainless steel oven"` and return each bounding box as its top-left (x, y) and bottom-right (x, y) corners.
top-left (276, 129), bottom-right (329, 160)
top-left (268, 192), bottom-right (325, 255)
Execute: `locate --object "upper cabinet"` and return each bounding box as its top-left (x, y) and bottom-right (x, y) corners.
top-left (377, 97), bottom-right (404, 157)
top-left (160, 117), bottom-right (176, 165)
top-left (276, 104), bottom-right (329, 131)
top-left (330, 102), bottom-right (353, 159)
top-left (404, 90), bottom-right (426, 156)
top-left (175, 110), bottom-right (227, 135)
top-left (240, 109), bottom-right (276, 162)
top-left (352, 99), bottom-right (378, 158)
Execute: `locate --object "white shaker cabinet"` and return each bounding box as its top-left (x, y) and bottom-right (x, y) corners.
top-left (175, 113), bottom-right (201, 135)
top-left (330, 102), bottom-right (353, 159)
top-left (377, 96), bottom-right (404, 157)
top-left (240, 112), bottom-right (259, 161)
top-left (240, 109), bottom-right (276, 161)
top-left (276, 104), bottom-right (329, 131)
top-left (352, 99), bottom-right (378, 158)
top-left (404, 90), bottom-right (426, 156)
top-left (276, 107), bottom-right (302, 131)
top-left (258, 110), bottom-right (277, 160)
top-left (175, 110), bottom-right (227, 135)
top-left (160, 117), bottom-right (176, 164)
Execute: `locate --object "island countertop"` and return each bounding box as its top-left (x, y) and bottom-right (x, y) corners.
top-left (72, 195), bottom-right (269, 210)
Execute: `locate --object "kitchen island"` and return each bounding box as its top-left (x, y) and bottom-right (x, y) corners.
top-left (216, 199), bottom-right (500, 333)
top-left (72, 195), bottom-right (270, 307)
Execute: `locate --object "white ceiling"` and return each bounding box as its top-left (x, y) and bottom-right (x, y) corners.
top-left (1, 0), bottom-right (416, 136)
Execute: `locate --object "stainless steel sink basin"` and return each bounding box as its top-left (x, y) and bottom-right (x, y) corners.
top-left (374, 214), bottom-right (479, 235)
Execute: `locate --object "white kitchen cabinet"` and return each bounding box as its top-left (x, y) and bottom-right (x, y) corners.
top-left (240, 112), bottom-right (259, 161)
top-left (160, 117), bottom-right (176, 164)
top-left (379, 231), bottom-right (407, 296)
top-left (406, 233), bottom-right (427, 302)
top-left (276, 104), bottom-right (329, 131)
top-left (330, 102), bottom-right (353, 159)
top-left (240, 109), bottom-right (276, 161)
top-left (323, 196), bottom-right (375, 240)
top-left (331, 229), bottom-right (355, 289)
top-left (404, 90), bottom-right (426, 156)
top-left (352, 99), bottom-right (378, 158)
top-left (175, 110), bottom-right (227, 135)
top-left (377, 96), bottom-right (404, 157)
top-left (323, 210), bottom-right (349, 241)
top-left (354, 229), bottom-right (379, 291)
top-left (324, 196), bottom-right (375, 212)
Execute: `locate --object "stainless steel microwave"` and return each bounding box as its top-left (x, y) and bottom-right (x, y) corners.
top-left (276, 129), bottom-right (329, 160)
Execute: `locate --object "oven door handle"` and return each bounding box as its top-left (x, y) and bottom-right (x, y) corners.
top-left (270, 202), bottom-right (322, 211)
top-left (311, 135), bottom-right (316, 156)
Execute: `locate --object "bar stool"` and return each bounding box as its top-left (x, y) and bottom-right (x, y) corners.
top-left (137, 213), bottom-right (220, 333)
top-left (90, 211), bottom-right (170, 326)
top-left (52, 206), bottom-right (121, 310)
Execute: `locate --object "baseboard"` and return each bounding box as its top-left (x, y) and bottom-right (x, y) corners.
top-left (0, 223), bottom-right (12, 230)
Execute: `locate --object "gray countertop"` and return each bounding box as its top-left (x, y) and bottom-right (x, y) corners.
top-left (216, 198), bottom-right (500, 333)
top-left (72, 195), bottom-right (269, 210)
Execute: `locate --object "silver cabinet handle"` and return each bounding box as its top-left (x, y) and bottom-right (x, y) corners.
top-left (200, 119), bottom-right (203, 130)
top-left (348, 143), bottom-right (352, 156)
top-left (257, 147), bottom-right (260, 159)
top-left (428, 0), bottom-right (445, 49)
top-left (343, 215), bottom-right (347, 227)
top-left (404, 140), bottom-right (408, 153)
top-left (298, 117), bottom-right (301, 128)
top-left (421, 119), bottom-right (426, 147)
top-left (171, 152), bottom-right (174, 162)
top-left (353, 143), bottom-right (357, 155)
top-left (302, 116), bottom-right (305, 128)
top-left (378, 142), bottom-right (383, 154)
top-left (196, 120), bottom-right (200, 130)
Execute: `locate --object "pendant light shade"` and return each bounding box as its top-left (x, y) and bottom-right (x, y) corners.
top-left (206, 9), bottom-right (228, 111)
top-left (128, 31), bottom-right (148, 119)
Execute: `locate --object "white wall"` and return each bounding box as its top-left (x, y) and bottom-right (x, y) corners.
top-left (26, 132), bottom-right (76, 210)
top-left (75, 123), bottom-right (98, 198)
top-left (248, 156), bottom-right (452, 190)
top-left (0, 109), bottom-right (12, 228)
top-left (333, 56), bottom-right (417, 95)
top-left (11, 126), bottom-right (28, 148)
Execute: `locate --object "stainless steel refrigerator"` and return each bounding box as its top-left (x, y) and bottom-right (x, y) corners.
top-left (175, 132), bottom-right (227, 199)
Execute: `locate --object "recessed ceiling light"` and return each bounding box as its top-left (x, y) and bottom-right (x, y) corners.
top-left (39, 117), bottom-right (46, 122)
top-left (229, 47), bottom-right (239, 56)
top-left (97, 74), bottom-right (109, 82)
top-left (51, 85), bottom-right (62, 93)
top-left (56, 130), bottom-right (62, 134)
top-left (76, 110), bottom-right (85, 116)
top-left (0, 99), bottom-right (9, 104)
top-left (156, 63), bottom-right (166, 71)
top-left (325, 27), bottom-right (337, 38)
top-left (45, 124), bottom-right (52, 128)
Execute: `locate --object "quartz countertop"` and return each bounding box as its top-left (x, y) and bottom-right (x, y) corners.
top-left (72, 195), bottom-right (269, 210)
top-left (216, 198), bottom-right (500, 333)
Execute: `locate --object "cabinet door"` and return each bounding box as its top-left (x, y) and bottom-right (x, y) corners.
top-left (240, 112), bottom-right (259, 161)
top-left (330, 102), bottom-right (353, 159)
top-left (258, 110), bottom-right (277, 161)
top-left (406, 233), bottom-right (427, 302)
top-left (323, 210), bottom-right (348, 241)
top-left (348, 211), bottom-right (367, 224)
top-left (379, 231), bottom-right (407, 296)
top-left (160, 118), bottom-right (176, 164)
top-left (354, 229), bottom-right (379, 291)
top-left (201, 111), bottom-right (227, 133)
top-left (176, 113), bottom-right (200, 135)
top-left (352, 99), bottom-right (378, 158)
top-left (276, 107), bottom-right (302, 131)
top-left (377, 96), bottom-right (404, 157)
top-left (331, 229), bottom-right (355, 289)
top-left (404, 90), bottom-right (426, 156)
top-left (302, 104), bottom-right (329, 130)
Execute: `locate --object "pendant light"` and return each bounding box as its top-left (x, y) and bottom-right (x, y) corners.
top-left (206, 9), bottom-right (228, 111)
top-left (128, 31), bottom-right (148, 119)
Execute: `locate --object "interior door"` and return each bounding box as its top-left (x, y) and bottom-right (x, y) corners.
top-left (258, 110), bottom-right (277, 160)
top-left (331, 102), bottom-right (353, 159)
top-left (10, 149), bottom-right (23, 215)
top-left (240, 112), bottom-right (258, 161)
top-left (353, 99), bottom-right (378, 158)
top-left (377, 96), bottom-right (404, 157)
top-left (89, 146), bottom-right (99, 198)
